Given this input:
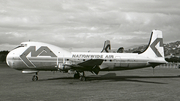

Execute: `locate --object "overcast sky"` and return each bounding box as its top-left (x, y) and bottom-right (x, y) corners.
top-left (0, 0), bottom-right (180, 52)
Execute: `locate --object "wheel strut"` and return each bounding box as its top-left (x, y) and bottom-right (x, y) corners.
top-left (79, 71), bottom-right (86, 81)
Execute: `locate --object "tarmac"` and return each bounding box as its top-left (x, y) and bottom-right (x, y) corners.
top-left (1, 63), bottom-right (180, 101)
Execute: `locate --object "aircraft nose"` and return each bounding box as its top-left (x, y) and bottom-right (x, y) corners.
top-left (6, 51), bottom-right (14, 68)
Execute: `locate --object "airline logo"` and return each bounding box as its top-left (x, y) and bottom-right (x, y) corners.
top-left (150, 38), bottom-right (163, 57)
top-left (20, 46), bottom-right (57, 67)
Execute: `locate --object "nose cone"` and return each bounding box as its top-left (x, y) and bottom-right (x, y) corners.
top-left (6, 51), bottom-right (14, 68)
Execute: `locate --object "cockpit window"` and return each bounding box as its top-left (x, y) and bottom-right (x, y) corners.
top-left (21, 44), bottom-right (27, 47)
top-left (13, 44), bottom-right (27, 49)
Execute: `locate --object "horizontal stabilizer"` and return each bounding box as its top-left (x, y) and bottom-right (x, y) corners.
top-left (149, 61), bottom-right (167, 65)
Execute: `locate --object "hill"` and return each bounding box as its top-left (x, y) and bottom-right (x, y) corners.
top-left (125, 41), bottom-right (180, 57)
top-left (0, 41), bottom-right (179, 63)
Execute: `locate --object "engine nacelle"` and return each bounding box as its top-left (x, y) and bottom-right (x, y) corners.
top-left (58, 63), bottom-right (71, 71)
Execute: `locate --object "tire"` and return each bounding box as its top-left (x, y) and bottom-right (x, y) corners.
top-left (74, 73), bottom-right (80, 79)
top-left (32, 75), bottom-right (38, 81)
top-left (35, 76), bottom-right (38, 81)
top-left (32, 75), bottom-right (36, 81)
top-left (80, 77), bottom-right (86, 81)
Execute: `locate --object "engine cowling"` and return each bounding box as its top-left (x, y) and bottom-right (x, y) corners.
top-left (58, 63), bottom-right (71, 71)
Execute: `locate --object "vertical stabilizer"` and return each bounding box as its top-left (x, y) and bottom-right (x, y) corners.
top-left (141, 30), bottom-right (165, 58)
top-left (101, 40), bottom-right (111, 53)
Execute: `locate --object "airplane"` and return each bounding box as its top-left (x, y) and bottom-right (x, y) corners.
top-left (6, 30), bottom-right (167, 81)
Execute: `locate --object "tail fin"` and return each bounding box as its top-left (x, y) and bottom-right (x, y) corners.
top-left (141, 30), bottom-right (165, 58)
top-left (101, 40), bottom-right (111, 53)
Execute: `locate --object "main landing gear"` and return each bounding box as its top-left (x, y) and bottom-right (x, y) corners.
top-left (74, 72), bottom-right (80, 79)
top-left (73, 71), bottom-right (86, 81)
top-left (32, 72), bottom-right (38, 81)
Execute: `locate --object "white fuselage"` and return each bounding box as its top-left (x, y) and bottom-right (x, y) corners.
top-left (6, 42), bottom-right (156, 72)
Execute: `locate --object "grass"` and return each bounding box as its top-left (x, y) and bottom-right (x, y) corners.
top-left (1, 64), bottom-right (180, 101)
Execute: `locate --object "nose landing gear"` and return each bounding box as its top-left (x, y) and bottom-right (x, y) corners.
top-left (32, 72), bottom-right (38, 81)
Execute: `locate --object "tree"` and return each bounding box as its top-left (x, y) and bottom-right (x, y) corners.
top-left (0, 51), bottom-right (9, 63)
top-left (165, 56), bottom-right (180, 63)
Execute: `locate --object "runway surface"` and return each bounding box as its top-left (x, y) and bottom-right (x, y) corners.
top-left (1, 63), bottom-right (180, 101)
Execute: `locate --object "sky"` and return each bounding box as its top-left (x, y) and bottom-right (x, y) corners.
top-left (0, 0), bottom-right (180, 52)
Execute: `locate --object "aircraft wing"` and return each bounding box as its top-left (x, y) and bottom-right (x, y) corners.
top-left (69, 59), bottom-right (104, 74)
top-left (78, 59), bottom-right (103, 67)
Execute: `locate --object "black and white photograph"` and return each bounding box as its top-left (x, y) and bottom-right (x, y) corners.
top-left (0, 0), bottom-right (180, 101)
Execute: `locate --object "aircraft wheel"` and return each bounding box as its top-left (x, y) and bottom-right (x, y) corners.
top-left (80, 76), bottom-right (86, 81)
top-left (32, 75), bottom-right (38, 81)
top-left (74, 73), bottom-right (80, 79)
top-left (35, 76), bottom-right (38, 81)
